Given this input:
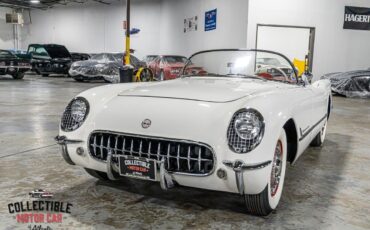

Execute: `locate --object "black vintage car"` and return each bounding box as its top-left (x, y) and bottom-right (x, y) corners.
top-left (28, 44), bottom-right (72, 77)
top-left (0, 49), bottom-right (31, 79)
top-left (71, 52), bottom-right (91, 62)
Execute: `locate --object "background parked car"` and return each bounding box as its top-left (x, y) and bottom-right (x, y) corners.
top-left (143, 55), bottom-right (158, 65)
top-left (148, 55), bottom-right (188, 80)
top-left (71, 52), bottom-right (91, 62)
top-left (69, 53), bottom-right (147, 83)
top-left (28, 44), bottom-right (72, 77)
top-left (321, 70), bottom-right (370, 98)
top-left (0, 49), bottom-right (31, 79)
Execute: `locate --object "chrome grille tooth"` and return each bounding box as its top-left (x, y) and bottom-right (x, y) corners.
top-left (107, 135), bottom-right (111, 150)
top-left (93, 135), bottom-right (97, 157)
top-left (167, 143), bottom-right (170, 169)
top-left (157, 143), bottom-right (161, 161)
top-left (187, 146), bottom-right (191, 171)
top-left (177, 144), bottom-right (180, 171)
top-left (114, 136), bottom-right (118, 155)
top-left (122, 137), bottom-right (126, 154)
top-left (139, 140), bottom-right (143, 157)
top-left (148, 141), bottom-right (152, 159)
top-left (130, 139), bottom-right (134, 156)
top-left (99, 135), bottom-right (104, 158)
top-left (198, 147), bottom-right (202, 172)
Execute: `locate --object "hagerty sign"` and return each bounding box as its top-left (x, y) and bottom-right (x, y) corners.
top-left (343, 6), bottom-right (370, 30)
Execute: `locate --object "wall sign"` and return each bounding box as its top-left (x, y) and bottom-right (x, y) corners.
top-left (184, 16), bottom-right (198, 33)
top-left (205, 9), bottom-right (217, 31)
top-left (343, 6), bottom-right (370, 30)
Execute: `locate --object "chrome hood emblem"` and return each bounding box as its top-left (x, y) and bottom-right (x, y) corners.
top-left (141, 119), bottom-right (151, 128)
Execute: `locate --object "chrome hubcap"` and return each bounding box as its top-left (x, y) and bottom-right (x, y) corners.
top-left (270, 140), bottom-right (283, 197)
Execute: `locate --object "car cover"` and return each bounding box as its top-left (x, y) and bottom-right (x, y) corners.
top-left (321, 70), bottom-right (370, 98)
top-left (69, 53), bottom-right (144, 83)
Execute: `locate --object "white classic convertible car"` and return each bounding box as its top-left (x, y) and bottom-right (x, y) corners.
top-left (56, 49), bottom-right (331, 215)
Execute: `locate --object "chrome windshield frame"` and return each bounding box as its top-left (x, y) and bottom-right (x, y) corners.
top-left (181, 49), bottom-right (299, 84)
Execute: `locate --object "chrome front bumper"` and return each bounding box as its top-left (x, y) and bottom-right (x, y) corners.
top-left (55, 135), bottom-right (272, 194)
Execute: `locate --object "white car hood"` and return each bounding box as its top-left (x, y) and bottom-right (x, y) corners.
top-left (118, 77), bottom-right (291, 103)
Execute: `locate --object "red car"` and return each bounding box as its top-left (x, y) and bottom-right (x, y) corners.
top-left (148, 55), bottom-right (188, 80)
top-left (149, 55), bottom-right (206, 80)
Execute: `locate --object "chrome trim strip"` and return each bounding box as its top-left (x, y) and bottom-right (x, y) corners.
top-left (299, 114), bottom-right (327, 141)
top-left (87, 130), bottom-right (217, 177)
top-left (118, 94), bottom-right (247, 103)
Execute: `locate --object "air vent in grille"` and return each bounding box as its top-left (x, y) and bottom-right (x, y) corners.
top-left (88, 131), bottom-right (215, 175)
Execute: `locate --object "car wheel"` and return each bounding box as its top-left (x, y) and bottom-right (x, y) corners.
top-left (310, 120), bottom-right (327, 147)
top-left (159, 70), bottom-right (165, 81)
top-left (84, 168), bottom-right (110, 181)
top-left (140, 68), bottom-right (153, 82)
top-left (42, 74), bottom-right (49, 77)
top-left (12, 72), bottom-right (25, 80)
top-left (244, 129), bottom-right (287, 216)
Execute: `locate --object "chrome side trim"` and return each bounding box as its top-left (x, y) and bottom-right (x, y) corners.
top-left (87, 130), bottom-right (217, 177)
top-left (223, 159), bottom-right (271, 195)
top-left (299, 114), bottom-right (327, 141)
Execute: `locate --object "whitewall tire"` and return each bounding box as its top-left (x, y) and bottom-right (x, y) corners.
top-left (244, 129), bottom-right (287, 215)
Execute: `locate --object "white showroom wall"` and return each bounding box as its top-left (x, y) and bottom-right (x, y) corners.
top-left (19, 0), bottom-right (161, 59)
top-left (159, 0), bottom-right (249, 57)
top-left (247, 0), bottom-right (370, 79)
top-left (0, 7), bottom-right (15, 49)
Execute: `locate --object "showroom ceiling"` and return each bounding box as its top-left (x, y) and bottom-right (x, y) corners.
top-left (0, 0), bottom-right (120, 10)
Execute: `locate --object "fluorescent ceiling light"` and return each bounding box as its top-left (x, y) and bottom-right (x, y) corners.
top-left (30, 0), bottom-right (40, 3)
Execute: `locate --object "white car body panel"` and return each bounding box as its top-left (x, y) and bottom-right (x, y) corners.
top-left (58, 77), bottom-right (331, 195)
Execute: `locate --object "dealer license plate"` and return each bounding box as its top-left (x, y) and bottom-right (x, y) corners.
top-left (119, 156), bottom-right (157, 181)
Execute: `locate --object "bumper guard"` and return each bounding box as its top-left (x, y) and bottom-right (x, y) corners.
top-left (223, 160), bottom-right (271, 195)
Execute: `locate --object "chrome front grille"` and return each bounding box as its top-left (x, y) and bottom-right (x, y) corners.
top-left (88, 131), bottom-right (215, 175)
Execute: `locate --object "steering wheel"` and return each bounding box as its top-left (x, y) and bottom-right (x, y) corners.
top-left (256, 66), bottom-right (289, 82)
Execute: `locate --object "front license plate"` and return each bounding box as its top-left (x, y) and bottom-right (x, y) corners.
top-left (119, 156), bottom-right (156, 181)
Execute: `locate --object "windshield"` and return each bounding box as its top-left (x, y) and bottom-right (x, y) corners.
top-left (163, 56), bottom-right (187, 64)
top-left (0, 50), bottom-right (16, 58)
top-left (44, 46), bottom-right (71, 58)
top-left (145, 55), bottom-right (158, 62)
top-left (183, 50), bottom-right (297, 83)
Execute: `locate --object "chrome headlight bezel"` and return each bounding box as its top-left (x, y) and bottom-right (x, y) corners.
top-left (227, 108), bottom-right (265, 153)
top-left (61, 97), bottom-right (90, 132)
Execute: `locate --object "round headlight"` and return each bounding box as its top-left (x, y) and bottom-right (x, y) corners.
top-left (227, 109), bottom-right (264, 153)
top-left (71, 99), bottom-right (88, 122)
top-left (234, 113), bottom-right (262, 140)
top-left (61, 97), bottom-right (89, 132)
